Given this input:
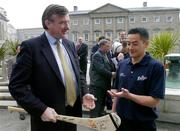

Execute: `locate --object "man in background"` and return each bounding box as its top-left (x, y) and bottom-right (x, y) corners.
top-left (89, 39), bottom-right (116, 117)
top-left (90, 36), bottom-right (105, 61)
top-left (76, 37), bottom-right (88, 77)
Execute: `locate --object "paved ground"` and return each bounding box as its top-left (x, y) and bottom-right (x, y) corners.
top-left (1, 109), bottom-right (180, 131)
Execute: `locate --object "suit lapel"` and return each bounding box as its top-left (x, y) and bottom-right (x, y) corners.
top-left (40, 33), bottom-right (63, 83)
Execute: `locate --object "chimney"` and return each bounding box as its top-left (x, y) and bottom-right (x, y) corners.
top-left (143, 2), bottom-right (147, 7)
top-left (74, 6), bottom-right (78, 11)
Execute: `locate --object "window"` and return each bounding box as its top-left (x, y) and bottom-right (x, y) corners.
top-left (72, 32), bottom-right (78, 42)
top-left (166, 16), bottom-right (173, 23)
top-left (105, 31), bottom-right (113, 40)
top-left (129, 17), bottom-right (135, 23)
top-left (117, 17), bottom-right (124, 23)
top-left (154, 16), bottom-right (160, 22)
top-left (141, 17), bottom-right (148, 22)
top-left (83, 19), bottom-right (89, 25)
top-left (94, 19), bottom-right (100, 24)
top-left (94, 31), bottom-right (101, 41)
top-left (72, 20), bottom-right (78, 25)
top-left (83, 33), bottom-right (89, 41)
top-left (106, 18), bottom-right (112, 24)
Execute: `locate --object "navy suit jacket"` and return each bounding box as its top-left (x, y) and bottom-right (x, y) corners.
top-left (9, 33), bottom-right (88, 131)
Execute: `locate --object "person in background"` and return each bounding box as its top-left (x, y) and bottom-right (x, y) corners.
top-left (6, 44), bottom-right (21, 79)
top-left (89, 39), bottom-right (116, 117)
top-left (76, 37), bottom-right (88, 77)
top-left (114, 30), bottom-right (127, 43)
top-left (9, 4), bottom-right (96, 131)
top-left (108, 27), bottom-right (165, 131)
top-left (90, 36), bottom-right (105, 61)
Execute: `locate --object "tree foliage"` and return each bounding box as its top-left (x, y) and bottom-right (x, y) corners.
top-left (148, 32), bottom-right (179, 63)
top-left (5, 39), bottom-right (20, 56)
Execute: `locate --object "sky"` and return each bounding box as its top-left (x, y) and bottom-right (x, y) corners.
top-left (0, 0), bottom-right (180, 29)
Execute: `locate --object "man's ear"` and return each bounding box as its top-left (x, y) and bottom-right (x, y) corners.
top-left (45, 20), bottom-right (50, 28)
top-left (144, 40), bottom-right (149, 48)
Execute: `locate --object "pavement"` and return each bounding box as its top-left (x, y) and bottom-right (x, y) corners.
top-left (1, 109), bottom-right (180, 131)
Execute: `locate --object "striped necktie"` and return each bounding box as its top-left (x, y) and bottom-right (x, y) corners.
top-left (56, 40), bottom-right (76, 106)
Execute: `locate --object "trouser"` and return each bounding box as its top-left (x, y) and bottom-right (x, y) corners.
top-left (117, 118), bottom-right (156, 131)
top-left (89, 87), bottom-right (107, 118)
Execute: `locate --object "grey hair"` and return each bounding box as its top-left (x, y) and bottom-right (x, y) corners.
top-left (98, 39), bottom-right (110, 47)
top-left (42, 4), bottom-right (69, 29)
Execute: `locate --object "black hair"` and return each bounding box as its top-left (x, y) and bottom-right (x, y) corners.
top-left (42, 4), bottom-right (69, 29)
top-left (128, 27), bottom-right (149, 40)
top-left (98, 36), bottom-right (106, 42)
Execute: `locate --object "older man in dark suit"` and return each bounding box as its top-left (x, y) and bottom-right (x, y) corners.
top-left (9, 4), bottom-right (95, 131)
top-left (89, 39), bottom-right (116, 117)
top-left (76, 37), bottom-right (88, 77)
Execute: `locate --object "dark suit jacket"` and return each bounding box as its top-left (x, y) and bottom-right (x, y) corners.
top-left (89, 50), bottom-right (116, 91)
top-left (9, 33), bottom-right (88, 131)
top-left (90, 43), bottom-right (99, 61)
top-left (76, 43), bottom-right (88, 76)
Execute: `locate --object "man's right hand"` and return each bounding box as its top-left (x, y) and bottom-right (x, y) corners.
top-left (41, 107), bottom-right (58, 123)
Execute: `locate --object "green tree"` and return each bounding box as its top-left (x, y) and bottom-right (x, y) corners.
top-left (0, 42), bottom-right (7, 61)
top-left (6, 39), bottom-right (20, 56)
top-left (148, 32), bottom-right (179, 63)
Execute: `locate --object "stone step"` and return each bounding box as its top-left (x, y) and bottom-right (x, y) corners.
top-left (0, 93), bottom-right (13, 100)
top-left (0, 100), bottom-right (17, 107)
top-left (0, 81), bottom-right (9, 86)
top-left (0, 86), bottom-right (9, 92)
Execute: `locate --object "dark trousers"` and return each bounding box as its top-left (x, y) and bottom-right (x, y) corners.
top-left (117, 118), bottom-right (156, 131)
top-left (89, 87), bottom-right (107, 117)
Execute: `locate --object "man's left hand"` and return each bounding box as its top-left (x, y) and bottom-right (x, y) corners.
top-left (82, 94), bottom-right (97, 110)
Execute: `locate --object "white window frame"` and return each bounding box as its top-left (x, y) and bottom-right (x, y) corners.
top-left (94, 31), bottom-right (101, 41)
top-left (105, 31), bottom-right (113, 40)
top-left (94, 19), bottom-right (101, 24)
top-left (117, 17), bottom-right (124, 23)
top-left (83, 19), bottom-right (89, 25)
top-left (72, 32), bottom-right (78, 42)
top-left (166, 16), bottom-right (173, 23)
top-left (72, 20), bottom-right (78, 25)
top-left (141, 17), bottom-right (148, 22)
top-left (129, 17), bottom-right (135, 23)
top-left (83, 33), bottom-right (89, 41)
top-left (154, 16), bottom-right (160, 23)
top-left (106, 18), bottom-right (112, 24)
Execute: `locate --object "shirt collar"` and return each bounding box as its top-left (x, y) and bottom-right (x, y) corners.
top-left (126, 53), bottom-right (151, 66)
top-left (45, 31), bottom-right (58, 45)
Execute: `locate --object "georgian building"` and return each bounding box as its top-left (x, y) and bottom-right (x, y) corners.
top-left (0, 7), bottom-right (9, 45)
top-left (17, 28), bottom-right (44, 42)
top-left (16, 3), bottom-right (180, 52)
top-left (68, 3), bottom-right (180, 48)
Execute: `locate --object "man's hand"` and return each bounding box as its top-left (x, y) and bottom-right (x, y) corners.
top-left (41, 107), bottom-right (58, 123)
top-left (83, 94), bottom-right (97, 110)
top-left (108, 88), bottom-right (130, 98)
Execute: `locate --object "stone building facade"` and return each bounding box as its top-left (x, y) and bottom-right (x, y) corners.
top-left (68, 3), bottom-right (180, 48)
top-left (16, 3), bottom-right (180, 51)
top-left (0, 7), bottom-right (8, 45)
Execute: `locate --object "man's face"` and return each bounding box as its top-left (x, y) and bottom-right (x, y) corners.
top-left (127, 34), bottom-right (148, 59)
top-left (119, 31), bottom-right (126, 40)
top-left (45, 14), bottom-right (70, 39)
top-left (102, 41), bottom-right (111, 53)
top-left (78, 37), bottom-right (83, 44)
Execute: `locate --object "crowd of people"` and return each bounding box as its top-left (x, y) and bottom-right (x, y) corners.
top-left (8, 4), bottom-right (165, 131)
